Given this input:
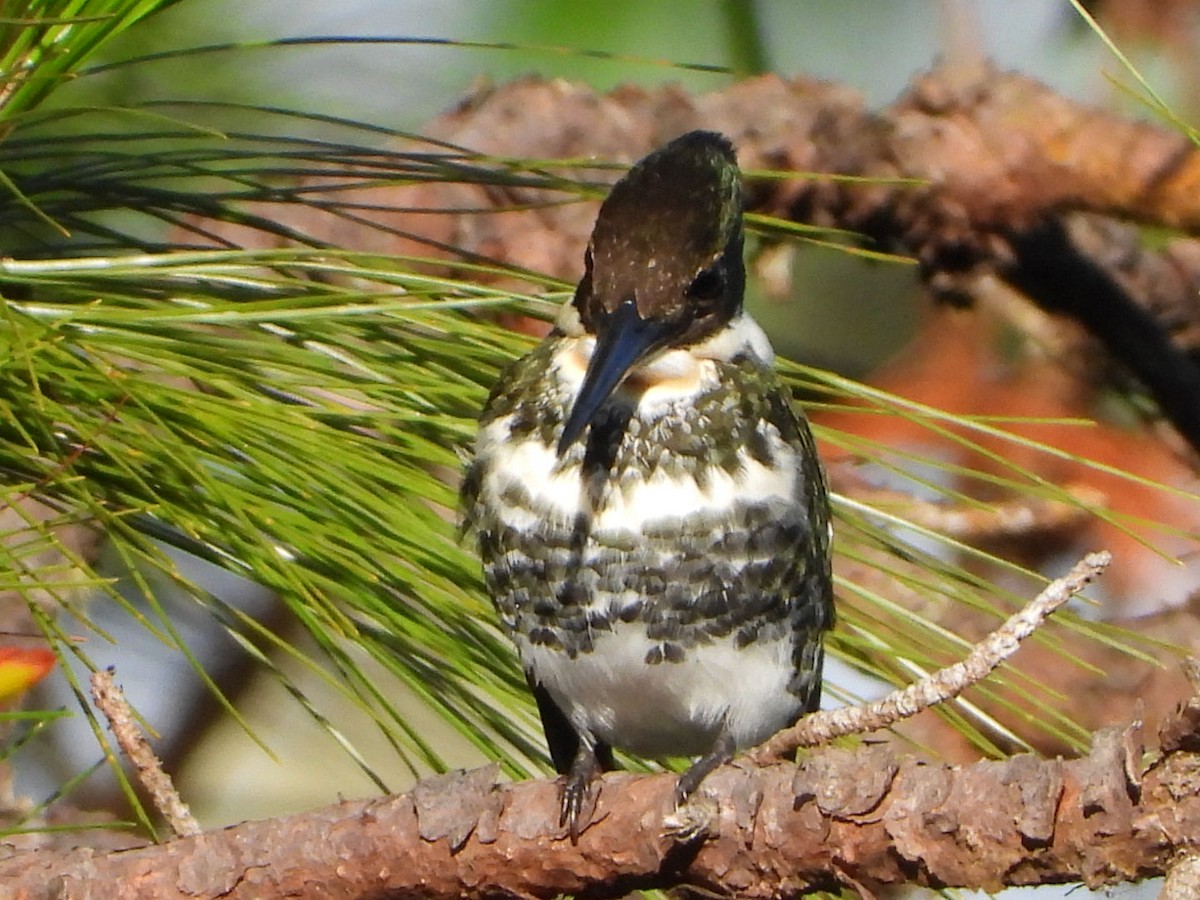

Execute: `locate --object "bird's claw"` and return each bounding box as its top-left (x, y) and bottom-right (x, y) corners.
top-left (559, 749), bottom-right (603, 842)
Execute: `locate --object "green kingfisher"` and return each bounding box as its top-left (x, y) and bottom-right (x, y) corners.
top-left (461, 130), bottom-right (833, 836)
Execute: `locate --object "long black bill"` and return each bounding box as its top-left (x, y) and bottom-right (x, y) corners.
top-left (557, 299), bottom-right (675, 456)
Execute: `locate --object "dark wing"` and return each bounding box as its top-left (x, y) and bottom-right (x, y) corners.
top-left (768, 383), bottom-right (835, 715)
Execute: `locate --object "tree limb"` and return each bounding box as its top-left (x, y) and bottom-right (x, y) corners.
top-left (2, 704), bottom-right (1196, 899)
top-left (206, 63), bottom-right (1200, 450)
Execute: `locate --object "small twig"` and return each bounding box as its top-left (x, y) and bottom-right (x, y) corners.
top-left (748, 551), bottom-right (1111, 764)
top-left (90, 666), bottom-right (201, 838)
top-left (1181, 656), bottom-right (1200, 694)
top-left (1162, 853), bottom-right (1200, 900)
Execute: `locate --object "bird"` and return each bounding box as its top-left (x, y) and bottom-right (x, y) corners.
top-left (460, 130), bottom-right (833, 837)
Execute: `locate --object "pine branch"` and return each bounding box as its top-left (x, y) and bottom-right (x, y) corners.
top-left (0, 702), bottom-right (1190, 898)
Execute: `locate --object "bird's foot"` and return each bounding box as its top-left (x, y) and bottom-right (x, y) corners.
top-left (673, 732), bottom-right (735, 807)
top-left (663, 734), bottom-right (734, 840)
top-left (662, 793), bottom-right (718, 840)
top-left (559, 747), bottom-right (603, 842)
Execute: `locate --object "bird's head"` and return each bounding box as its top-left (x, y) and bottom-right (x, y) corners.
top-left (558, 130), bottom-right (745, 455)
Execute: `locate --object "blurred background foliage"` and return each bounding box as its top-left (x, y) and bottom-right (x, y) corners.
top-left (0, 6), bottom-right (1195, 899)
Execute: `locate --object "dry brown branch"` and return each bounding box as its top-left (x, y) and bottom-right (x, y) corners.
top-left (90, 668), bottom-right (200, 839)
top-left (1162, 853), bottom-right (1200, 900)
top-left (197, 62), bottom-right (1200, 448)
top-left (3, 704), bottom-right (1198, 899)
top-left (749, 551), bottom-right (1110, 763)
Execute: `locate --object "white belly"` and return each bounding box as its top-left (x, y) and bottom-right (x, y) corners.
top-left (521, 624), bottom-right (802, 757)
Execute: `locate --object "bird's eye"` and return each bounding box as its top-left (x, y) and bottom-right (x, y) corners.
top-left (687, 265), bottom-right (725, 302)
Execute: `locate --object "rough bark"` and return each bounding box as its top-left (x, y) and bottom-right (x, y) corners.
top-left (3, 708), bottom-right (1198, 899)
